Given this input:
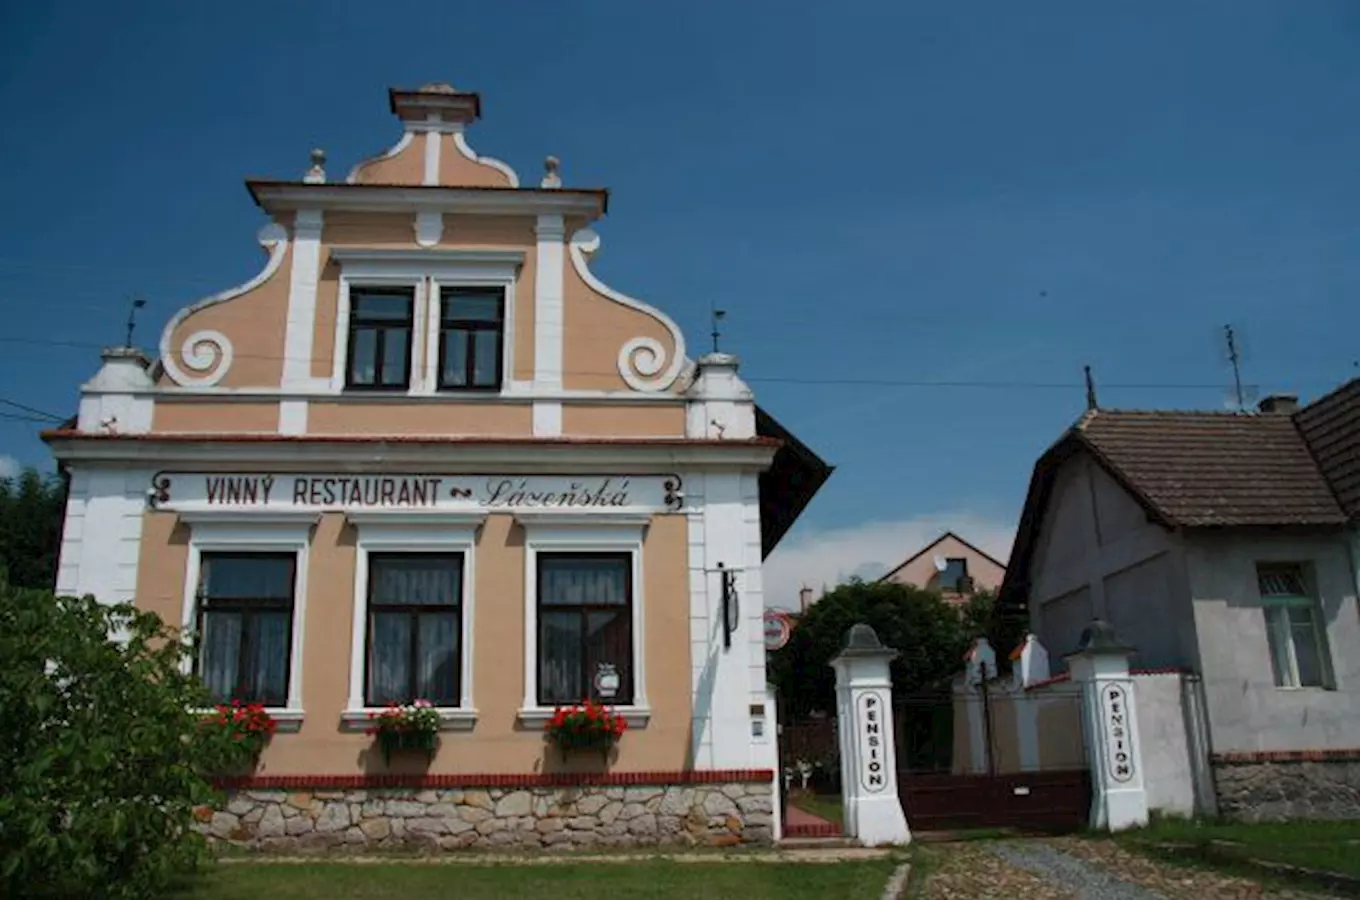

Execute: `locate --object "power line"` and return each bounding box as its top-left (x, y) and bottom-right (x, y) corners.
top-left (0, 397), bottom-right (64, 421)
top-left (0, 411), bottom-right (58, 424)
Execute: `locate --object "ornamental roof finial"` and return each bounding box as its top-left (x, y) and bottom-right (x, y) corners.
top-left (541, 155), bottom-right (562, 189)
top-left (304, 148), bottom-right (327, 184)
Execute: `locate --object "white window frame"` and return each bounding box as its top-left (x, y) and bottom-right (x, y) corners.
top-left (341, 511), bottom-right (484, 731)
top-left (516, 511), bottom-right (652, 729)
top-left (1256, 562), bottom-right (1332, 690)
top-left (327, 250), bottom-right (522, 397)
top-left (178, 511), bottom-right (317, 730)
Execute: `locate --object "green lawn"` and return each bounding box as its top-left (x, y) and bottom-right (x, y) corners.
top-left (176, 859), bottom-right (900, 900)
top-left (1118, 818), bottom-right (1360, 878)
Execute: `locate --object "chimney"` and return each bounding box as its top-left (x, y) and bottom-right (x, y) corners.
top-left (799, 586), bottom-right (814, 614)
top-left (1258, 394), bottom-right (1299, 414)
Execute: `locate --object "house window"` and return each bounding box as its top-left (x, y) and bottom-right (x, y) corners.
top-left (1257, 564), bottom-right (1329, 688)
top-left (365, 554), bottom-right (463, 707)
top-left (939, 558), bottom-right (969, 592)
top-left (196, 553), bottom-right (296, 706)
top-left (347, 287), bottom-right (414, 390)
top-left (537, 553), bottom-right (633, 706)
top-left (438, 287), bottom-right (504, 390)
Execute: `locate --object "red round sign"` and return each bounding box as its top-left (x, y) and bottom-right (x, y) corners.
top-left (763, 610), bottom-right (791, 651)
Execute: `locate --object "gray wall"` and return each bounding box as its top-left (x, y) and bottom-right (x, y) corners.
top-left (1030, 453), bottom-right (1195, 671)
top-left (1186, 531), bottom-right (1360, 753)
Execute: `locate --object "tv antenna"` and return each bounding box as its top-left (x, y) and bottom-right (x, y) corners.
top-left (1221, 324), bottom-right (1258, 412)
top-left (710, 305), bottom-right (727, 354)
top-left (124, 295), bottom-right (147, 348)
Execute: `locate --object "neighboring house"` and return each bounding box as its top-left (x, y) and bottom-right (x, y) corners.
top-left (998, 385), bottom-right (1360, 818)
top-left (877, 531), bottom-right (1007, 604)
top-left (43, 82), bottom-right (831, 849)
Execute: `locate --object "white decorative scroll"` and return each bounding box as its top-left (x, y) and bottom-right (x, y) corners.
top-left (414, 210), bottom-right (444, 247)
top-left (568, 228), bottom-right (690, 393)
top-left (159, 223), bottom-right (288, 387)
top-left (450, 130), bottom-right (520, 187)
top-left (345, 130), bottom-right (415, 184)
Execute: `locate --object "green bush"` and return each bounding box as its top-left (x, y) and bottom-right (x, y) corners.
top-left (0, 576), bottom-right (226, 899)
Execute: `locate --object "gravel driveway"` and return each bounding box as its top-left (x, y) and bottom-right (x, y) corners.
top-left (916, 837), bottom-right (1345, 900)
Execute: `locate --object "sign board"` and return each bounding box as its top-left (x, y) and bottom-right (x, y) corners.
top-left (856, 691), bottom-right (890, 793)
top-left (763, 610), bottom-right (791, 651)
top-left (1101, 683), bottom-right (1135, 783)
top-left (149, 472), bottom-right (683, 514)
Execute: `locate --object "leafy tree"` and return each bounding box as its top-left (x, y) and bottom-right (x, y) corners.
top-left (769, 579), bottom-right (969, 718)
top-left (960, 588), bottom-right (1028, 669)
top-left (0, 467), bottom-right (67, 590)
top-left (0, 576), bottom-right (224, 899)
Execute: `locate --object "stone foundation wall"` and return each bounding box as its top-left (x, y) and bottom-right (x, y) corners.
top-left (1213, 754), bottom-right (1360, 821)
top-left (195, 781), bottom-right (775, 852)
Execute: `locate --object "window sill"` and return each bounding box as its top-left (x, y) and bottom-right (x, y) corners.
top-left (340, 708), bottom-right (478, 732)
top-left (193, 707), bottom-right (305, 733)
top-left (517, 706), bottom-right (652, 730)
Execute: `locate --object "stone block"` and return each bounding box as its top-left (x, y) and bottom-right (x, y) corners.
top-left (536, 817), bottom-right (565, 833)
top-left (314, 803), bottom-right (351, 833)
top-left (386, 800), bottom-right (425, 818)
top-left (407, 818), bottom-right (446, 835)
top-left (495, 791), bottom-right (532, 817)
top-left (286, 816), bottom-right (313, 836)
top-left (737, 795), bottom-right (772, 814)
top-left (476, 818), bottom-right (504, 835)
top-left (257, 805), bottom-right (286, 838)
top-left (359, 818), bottom-right (391, 840)
top-left (246, 790), bottom-right (288, 803)
top-left (208, 812), bottom-right (239, 839)
top-left (242, 807), bottom-right (265, 825)
top-left (287, 792), bottom-right (313, 810)
top-left (227, 797), bottom-right (256, 816)
top-left (577, 794), bottom-right (609, 815)
top-left (629, 813), bottom-right (658, 835)
top-left (566, 816), bottom-right (597, 830)
top-left (314, 791), bottom-right (346, 800)
top-left (619, 802), bottom-right (647, 820)
top-left (414, 790), bottom-right (438, 804)
top-left (444, 817), bottom-right (476, 835)
top-left (702, 792), bottom-right (737, 817)
top-left (463, 790), bottom-right (494, 810)
top-left (720, 784), bottom-right (747, 799)
top-left (460, 806), bottom-right (493, 823)
top-left (599, 801), bottom-right (623, 824)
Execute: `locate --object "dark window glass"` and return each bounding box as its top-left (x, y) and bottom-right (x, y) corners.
top-left (939, 558), bottom-right (969, 592)
top-left (537, 553), bottom-right (633, 706)
top-left (347, 288), bottom-right (414, 390)
top-left (438, 287), bottom-right (504, 390)
top-left (365, 554), bottom-right (462, 706)
top-left (197, 553), bottom-right (295, 706)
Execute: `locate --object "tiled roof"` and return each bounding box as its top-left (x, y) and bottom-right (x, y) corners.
top-left (1076, 409), bottom-right (1346, 527)
top-left (1293, 378), bottom-right (1360, 521)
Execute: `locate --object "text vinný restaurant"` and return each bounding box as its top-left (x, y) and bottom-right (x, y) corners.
top-left (44, 82), bottom-right (830, 850)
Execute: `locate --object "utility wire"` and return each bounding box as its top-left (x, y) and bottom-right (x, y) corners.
top-left (0, 397), bottom-right (65, 422)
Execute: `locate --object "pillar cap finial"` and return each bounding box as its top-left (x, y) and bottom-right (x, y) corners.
top-left (832, 623), bottom-right (899, 661)
top-left (1066, 618), bottom-right (1135, 657)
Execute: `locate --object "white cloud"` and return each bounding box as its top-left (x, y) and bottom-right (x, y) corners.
top-left (762, 513), bottom-right (1016, 610)
top-left (0, 455), bottom-right (19, 481)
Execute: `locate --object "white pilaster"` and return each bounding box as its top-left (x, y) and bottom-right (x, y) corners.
top-left (423, 118), bottom-right (442, 186)
top-left (831, 624), bottom-right (911, 846)
top-left (1066, 619), bottom-right (1150, 832)
top-left (532, 214), bottom-right (565, 436)
top-left (280, 208), bottom-right (324, 415)
top-left (687, 470), bottom-right (756, 768)
top-left (56, 468), bottom-right (153, 641)
top-left (685, 353), bottom-right (755, 440)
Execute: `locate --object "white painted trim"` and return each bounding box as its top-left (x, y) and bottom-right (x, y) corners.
top-left (516, 707), bottom-right (652, 729)
top-left (50, 439), bottom-right (779, 470)
top-left (518, 518), bottom-right (649, 721)
top-left (340, 707), bottom-right (477, 732)
top-left (568, 228), bottom-right (690, 393)
top-left (330, 248), bottom-right (525, 267)
top-left (160, 223), bottom-right (288, 387)
top-left (512, 511), bottom-right (653, 529)
top-left (532, 401), bottom-right (562, 437)
top-left (534, 215), bottom-right (565, 392)
top-left (344, 517), bottom-right (482, 714)
top-left (179, 516), bottom-right (315, 716)
top-left (252, 184), bottom-right (598, 217)
top-left (281, 210), bottom-right (323, 395)
top-left (414, 211), bottom-right (443, 247)
top-left (449, 127), bottom-right (520, 187)
top-left (345, 130), bottom-right (416, 184)
top-left (423, 128), bottom-right (441, 186)
top-left (427, 271), bottom-right (517, 397)
top-left (113, 383), bottom-right (689, 404)
top-left (278, 399), bottom-right (307, 435)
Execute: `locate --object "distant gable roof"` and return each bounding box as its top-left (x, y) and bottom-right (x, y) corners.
top-left (1294, 378), bottom-right (1360, 521)
top-left (998, 400), bottom-right (1350, 614)
top-left (877, 531), bottom-right (1007, 584)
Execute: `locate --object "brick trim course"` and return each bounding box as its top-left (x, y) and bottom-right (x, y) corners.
top-left (212, 769), bottom-right (775, 790)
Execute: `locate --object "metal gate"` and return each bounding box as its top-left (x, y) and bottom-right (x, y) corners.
top-left (896, 682), bottom-right (1091, 833)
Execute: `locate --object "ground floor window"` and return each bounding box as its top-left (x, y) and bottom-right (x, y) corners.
top-left (365, 553), bottom-right (463, 707)
top-left (1257, 563), bottom-right (1330, 688)
top-left (537, 552), bottom-right (634, 706)
top-left (196, 552), bottom-right (296, 706)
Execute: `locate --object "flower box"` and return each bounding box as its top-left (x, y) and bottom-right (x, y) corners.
top-left (546, 702), bottom-right (628, 760)
top-left (366, 700), bottom-right (441, 764)
top-left (199, 701), bottom-right (277, 775)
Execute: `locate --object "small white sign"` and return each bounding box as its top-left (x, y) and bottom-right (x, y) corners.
top-left (1101, 683), bottom-right (1135, 784)
top-left (856, 691), bottom-right (890, 794)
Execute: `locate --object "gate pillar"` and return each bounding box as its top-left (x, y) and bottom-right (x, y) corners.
top-left (830, 624), bottom-right (911, 846)
top-left (1065, 619), bottom-right (1149, 832)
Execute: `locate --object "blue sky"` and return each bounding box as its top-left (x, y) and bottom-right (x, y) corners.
top-left (2, 1), bottom-right (1359, 601)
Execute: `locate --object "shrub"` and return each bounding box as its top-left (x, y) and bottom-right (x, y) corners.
top-left (0, 576), bottom-right (226, 899)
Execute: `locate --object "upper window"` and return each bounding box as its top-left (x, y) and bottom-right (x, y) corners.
top-left (365, 554), bottom-right (463, 707)
top-left (939, 558), bottom-right (970, 592)
top-left (537, 553), bottom-right (633, 706)
top-left (347, 288), bottom-right (414, 390)
top-left (196, 553), bottom-right (296, 706)
top-left (438, 287), bottom-right (504, 391)
top-left (1257, 563), bottom-right (1330, 688)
